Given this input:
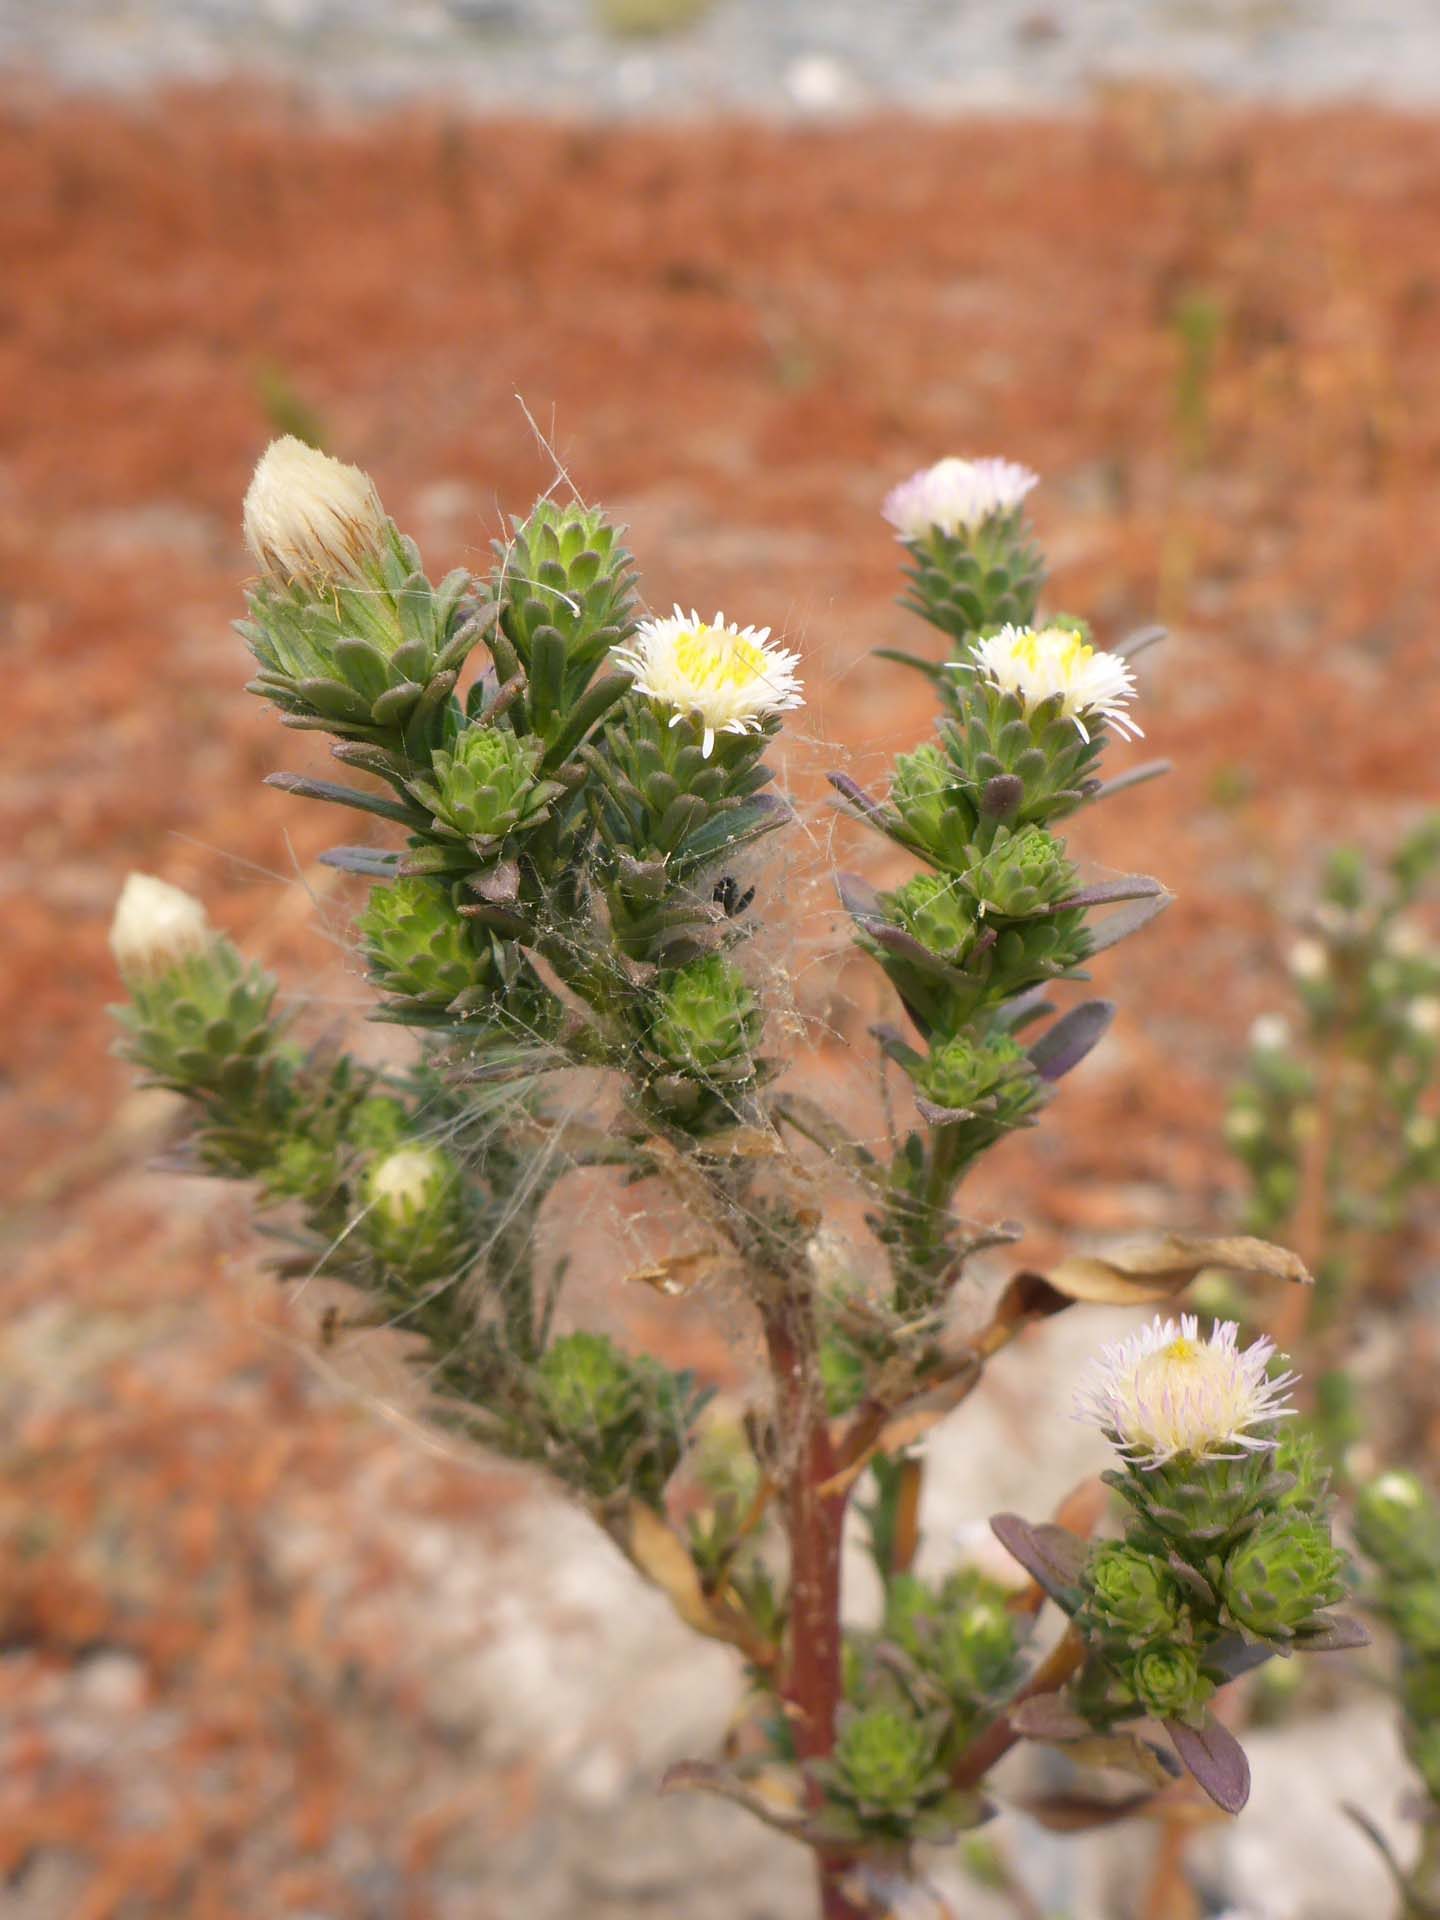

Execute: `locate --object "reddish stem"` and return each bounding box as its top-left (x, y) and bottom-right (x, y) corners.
top-left (763, 1292), bottom-right (870, 1920)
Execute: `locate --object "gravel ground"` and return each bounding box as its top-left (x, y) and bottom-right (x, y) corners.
top-left (5, 0), bottom-right (1440, 115)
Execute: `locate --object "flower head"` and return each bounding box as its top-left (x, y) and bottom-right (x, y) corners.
top-left (1074, 1313), bottom-right (1297, 1468)
top-left (882, 456), bottom-right (1038, 541)
top-left (960, 623), bottom-right (1141, 743)
top-left (243, 435), bottom-right (388, 584)
top-left (367, 1144), bottom-right (451, 1224)
top-left (109, 873), bottom-right (212, 981)
top-left (611, 607), bottom-right (803, 757)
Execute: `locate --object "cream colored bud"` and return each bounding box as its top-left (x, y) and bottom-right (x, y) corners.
top-left (1407, 996), bottom-right (1440, 1038)
top-left (110, 872), bottom-right (212, 980)
top-left (368, 1145), bottom-right (447, 1223)
top-left (243, 435), bottom-right (388, 584)
top-left (1248, 1014), bottom-right (1290, 1053)
top-left (1287, 938), bottom-right (1329, 983)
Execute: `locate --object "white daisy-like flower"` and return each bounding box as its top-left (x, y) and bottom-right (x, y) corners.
top-left (611, 607), bottom-right (803, 758)
top-left (109, 872), bottom-right (213, 981)
top-left (243, 435), bottom-right (389, 584)
top-left (882, 456), bottom-right (1038, 541)
top-left (958, 623), bottom-right (1142, 743)
top-left (1074, 1313), bottom-right (1298, 1469)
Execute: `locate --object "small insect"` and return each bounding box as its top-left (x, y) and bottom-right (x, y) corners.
top-left (319, 1304), bottom-right (343, 1348)
top-left (712, 874), bottom-right (755, 918)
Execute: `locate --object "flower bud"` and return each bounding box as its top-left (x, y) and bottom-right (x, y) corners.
top-left (534, 1331), bottom-right (691, 1507)
top-left (406, 725), bottom-right (556, 846)
top-left (1221, 1514), bottom-right (1345, 1641)
top-left (889, 742), bottom-right (970, 854)
top-left (109, 873), bottom-right (213, 981)
top-left (1125, 1642), bottom-right (1213, 1720)
top-left (360, 878), bottom-right (495, 1012)
top-left (1388, 1580), bottom-right (1440, 1657)
top-left (1354, 1470), bottom-right (1440, 1580)
top-left (830, 1704), bottom-right (946, 1818)
top-left (888, 872), bottom-right (976, 960)
top-left (243, 436), bottom-right (388, 584)
top-left (914, 1031), bottom-right (1037, 1122)
top-left (650, 954), bottom-right (762, 1076)
top-left (960, 824), bottom-right (1078, 919)
top-left (1081, 1541), bottom-right (1186, 1647)
top-left (363, 1143), bottom-right (464, 1276)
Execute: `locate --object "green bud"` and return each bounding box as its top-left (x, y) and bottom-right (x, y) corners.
top-left (262, 1135), bottom-right (339, 1205)
top-left (830, 1704), bottom-right (946, 1818)
top-left (932, 1589), bottom-right (1021, 1699)
top-left (1387, 1580), bottom-right (1440, 1658)
top-left (347, 1095), bottom-right (412, 1154)
top-left (1268, 1425), bottom-right (1332, 1517)
top-left (406, 724), bottom-right (555, 845)
top-left (1221, 1514), bottom-right (1346, 1641)
top-left (1081, 1541), bottom-right (1186, 1647)
top-left (889, 743), bottom-right (971, 854)
top-left (914, 1030), bottom-right (1038, 1122)
top-left (1126, 1642), bottom-right (1213, 1720)
top-left (888, 872), bottom-right (976, 959)
top-left (492, 499), bottom-right (638, 683)
top-left (363, 1143), bottom-right (464, 1276)
top-left (360, 877), bottom-right (493, 1011)
top-left (650, 954), bottom-right (762, 1077)
top-left (534, 1331), bottom-right (691, 1507)
top-left (1354, 1471), bottom-right (1440, 1581)
top-left (960, 824), bottom-right (1078, 919)
top-left (111, 932), bottom-right (283, 1098)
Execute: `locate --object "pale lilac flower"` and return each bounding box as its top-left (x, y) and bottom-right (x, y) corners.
top-left (882, 456), bottom-right (1038, 541)
top-left (1074, 1313), bottom-right (1297, 1468)
top-left (611, 607), bottom-right (803, 758)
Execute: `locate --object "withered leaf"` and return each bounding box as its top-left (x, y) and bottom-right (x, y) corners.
top-left (1042, 1233), bottom-right (1311, 1305)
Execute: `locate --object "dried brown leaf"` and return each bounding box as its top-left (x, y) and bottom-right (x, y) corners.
top-left (1041, 1233), bottom-right (1311, 1305)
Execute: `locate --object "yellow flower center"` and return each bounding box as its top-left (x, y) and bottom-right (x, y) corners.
top-left (1011, 627), bottom-right (1091, 677)
top-left (1163, 1336), bottom-right (1199, 1364)
top-left (673, 624), bottom-right (769, 693)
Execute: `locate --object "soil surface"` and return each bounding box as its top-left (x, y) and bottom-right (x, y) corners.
top-left (4, 89), bottom-right (1440, 1918)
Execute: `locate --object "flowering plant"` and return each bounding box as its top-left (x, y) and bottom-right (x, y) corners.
top-left (110, 443), bottom-right (1362, 1916)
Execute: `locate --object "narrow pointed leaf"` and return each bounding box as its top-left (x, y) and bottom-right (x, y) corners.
top-left (989, 1514), bottom-right (1090, 1604)
top-left (264, 770), bottom-right (428, 827)
top-left (1028, 1000), bottom-right (1116, 1081)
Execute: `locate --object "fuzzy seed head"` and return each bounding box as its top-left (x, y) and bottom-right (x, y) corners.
top-left (110, 873), bottom-right (212, 980)
top-left (1074, 1312), bottom-right (1298, 1469)
top-left (961, 624), bottom-right (1141, 743)
top-left (243, 435), bottom-right (388, 584)
top-left (611, 606), bottom-right (803, 757)
top-left (882, 455), bottom-right (1038, 540)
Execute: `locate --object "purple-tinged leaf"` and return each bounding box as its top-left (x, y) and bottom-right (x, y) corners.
top-left (990, 1514), bottom-right (1091, 1604)
top-left (1165, 1714), bottom-right (1251, 1814)
top-left (837, 871), bottom-right (884, 924)
top-left (1091, 758), bottom-right (1172, 803)
top-left (1165, 1552), bottom-right (1218, 1608)
top-left (980, 773), bottom-right (1024, 820)
top-left (1028, 1001), bottom-right (1116, 1082)
top-left (915, 1094), bottom-right (978, 1126)
top-left (827, 771), bottom-right (890, 826)
top-left (1010, 1695), bottom-right (1093, 1742)
top-left (1114, 624), bottom-right (1168, 660)
top-left (995, 985), bottom-right (1056, 1033)
top-left (265, 769), bottom-right (427, 827)
top-left (1055, 873), bottom-right (1165, 912)
top-left (1087, 890), bottom-right (1174, 954)
top-left (1293, 1614), bottom-right (1371, 1653)
top-left (317, 844), bottom-right (401, 877)
top-left (1205, 1632), bottom-right (1275, 1681)
top-left (473, 858), bottom-right (521, 906)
